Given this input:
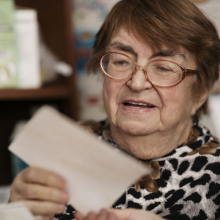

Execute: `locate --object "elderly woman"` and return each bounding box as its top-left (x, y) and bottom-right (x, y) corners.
top-left (9, 0), bottom-right (220, 220)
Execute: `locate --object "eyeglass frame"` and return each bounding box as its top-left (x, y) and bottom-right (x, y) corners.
top-left (98, 52), bottom-right (198, 88)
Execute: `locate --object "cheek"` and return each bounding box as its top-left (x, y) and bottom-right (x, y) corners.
top-left (159, 85), bottom-right (195, 120)
top-left (103, 78), bottom-right (121, 119)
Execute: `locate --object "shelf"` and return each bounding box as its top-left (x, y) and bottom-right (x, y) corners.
top-left (0, 83), bottom-right (69, 100)
top-left (0, 0), bottom-right (79, 185)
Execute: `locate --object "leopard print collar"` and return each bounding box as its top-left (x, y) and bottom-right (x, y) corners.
top-left (99, 119), bottom-right (220, 194)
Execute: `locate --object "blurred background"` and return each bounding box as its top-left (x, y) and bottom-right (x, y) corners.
top-left (0, 0), bottom-right (219, 204)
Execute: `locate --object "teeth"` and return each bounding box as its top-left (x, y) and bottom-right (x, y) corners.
top-left (128, 102), bottom-right (150, 107)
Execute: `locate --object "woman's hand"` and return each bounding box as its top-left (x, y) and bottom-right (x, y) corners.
top-left (75, 208), bottom-right (164, 220)
top-left (9, 167), bottom-right (69, 220)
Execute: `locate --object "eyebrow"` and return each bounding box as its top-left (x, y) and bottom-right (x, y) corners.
top-left (108, 41), bottom-right (187, 61)
top-left (108, 42), bottom-right (138, 57)
top-left (150, 50), bottom-right (188, 61)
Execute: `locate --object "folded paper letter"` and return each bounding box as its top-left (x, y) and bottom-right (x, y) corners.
top-left (0, 202), bottom-right (35, 220)
top-left (9, 106), bottom-right (150, 215)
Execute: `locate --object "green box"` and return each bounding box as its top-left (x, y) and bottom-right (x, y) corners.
top-left (0, 0), bottom-right (18, 88)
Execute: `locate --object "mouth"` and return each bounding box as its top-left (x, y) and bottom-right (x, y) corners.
top-left (123, 101), bottom-right (155, 109)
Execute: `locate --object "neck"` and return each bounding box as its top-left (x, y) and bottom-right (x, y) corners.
top-left (110, 119), bottom-right (193, 160)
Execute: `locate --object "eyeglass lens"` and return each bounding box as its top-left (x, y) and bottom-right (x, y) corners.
top-left (101, 53), bottom-right (183, 87)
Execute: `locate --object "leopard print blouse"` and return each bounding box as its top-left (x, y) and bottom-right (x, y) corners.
top-left (54, 119), bottom-right (220, 220)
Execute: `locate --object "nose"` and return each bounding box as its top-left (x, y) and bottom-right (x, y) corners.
top-left (126, 67), bottom-right (153, 92)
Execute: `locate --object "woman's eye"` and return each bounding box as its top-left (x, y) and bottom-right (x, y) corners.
top-left (157, 66), bottom-right (172, 72)
top-left (113, 60), bottom-right (129, 66)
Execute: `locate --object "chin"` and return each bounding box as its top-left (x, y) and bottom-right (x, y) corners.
top-left (116, 120), bottom-right (157, 136)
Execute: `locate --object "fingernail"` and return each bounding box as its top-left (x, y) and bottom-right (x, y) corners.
top-left (87, 211), bottom-right (96, 220)
top-left (98, 209), bottom-right (107, 219)
top-left (108, 212), bottom-right (117, 220)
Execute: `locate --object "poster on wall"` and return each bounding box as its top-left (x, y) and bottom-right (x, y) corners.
top-left (72, 0), bottom-right (119, 121)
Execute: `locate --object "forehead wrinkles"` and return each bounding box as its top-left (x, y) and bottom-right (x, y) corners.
top-left (108, 29), bottom-right (156, 58)
top-left (108, 34), bottom-right (190, 65)
top-left (111, 26), bottom-right (154, 44)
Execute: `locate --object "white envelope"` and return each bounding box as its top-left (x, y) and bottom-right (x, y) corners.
top-left (8, 106), bottom-right (150, 215)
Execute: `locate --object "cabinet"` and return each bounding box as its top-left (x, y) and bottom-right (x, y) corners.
top-left (0, 0), bottom-right (79, 185)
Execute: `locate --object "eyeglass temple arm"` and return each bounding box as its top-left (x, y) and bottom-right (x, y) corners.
top-left (184, 69), bottom-right (198, 75)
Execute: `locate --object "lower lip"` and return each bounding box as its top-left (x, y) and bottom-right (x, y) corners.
top-left (121, 103), bottom-right (156, 113)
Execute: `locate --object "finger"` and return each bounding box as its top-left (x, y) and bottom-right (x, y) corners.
top-left (46, 214), bottom-right (55, 220)
top-left (109, 209), bottom-right (163, 220)
top-left (97, 209), bottom-right (108, 220)
top-left (85, 211), bottom-right (97, 220)
top-left (35, 216), bottom-right (44, 220)
top-left (20, 167), bottom-right (66, 188)
top-left (108, 212), bottom-right (118, 220)
top-left (107, 209), bottom-right (132, 220)
top-left (74, 211), bottom-right (85, 220)
top-left (24, 200), bottom-right (66, 216)
top-left (15, 182), bottom-right (69, 203)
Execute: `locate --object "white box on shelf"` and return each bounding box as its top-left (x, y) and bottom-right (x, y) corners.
top-left (15, 8), bottom-right (41, 88)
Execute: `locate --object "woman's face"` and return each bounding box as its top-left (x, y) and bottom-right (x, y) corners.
top-left (103, 28), bottom-right (203, 138)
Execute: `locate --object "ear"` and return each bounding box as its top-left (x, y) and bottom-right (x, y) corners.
top-left (191, 89), bottom-right (210, 116)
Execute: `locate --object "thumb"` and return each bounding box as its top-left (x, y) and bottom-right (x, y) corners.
top-left (109, 209), bottom-right (164, 220)
top-left (74, 211), bottom-right (85, 220)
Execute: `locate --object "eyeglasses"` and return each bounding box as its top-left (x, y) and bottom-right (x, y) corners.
top-left (98, 52), bottom-right (198, 88)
